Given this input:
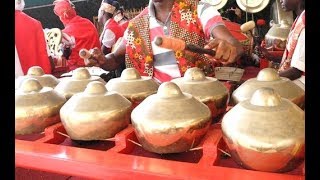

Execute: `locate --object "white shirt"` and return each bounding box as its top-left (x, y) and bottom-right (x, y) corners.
top-left (100, 19), bottom-right (116, 48)
top-left (291, 28), bottom-right (305, 89)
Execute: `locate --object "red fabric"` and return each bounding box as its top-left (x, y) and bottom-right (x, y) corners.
top-left (53, 0), bottom-right (76, 19)
top-left (62, 15), bottom-right (101, 71)
top-left (153, 68), bottom-right (173, 83)
top-left (120, 21), bottom-right (129, 30)
top-left (223, 20), bottom-right (247, 41)
top-left (103, 19), bottom-right (125, 44)
top-left (256, 19), bottom-right (266, 26)
top-left (15, 11), bottom-right (52, 74)
top-left (204, 15), bottom-right (224, 38)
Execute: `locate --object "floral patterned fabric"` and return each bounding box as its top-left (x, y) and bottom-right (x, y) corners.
top-left (125, 0), bottom-right (221, 78)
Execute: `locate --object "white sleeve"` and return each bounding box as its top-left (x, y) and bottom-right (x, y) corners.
top-left (291, 28), bottom-right (305, 72)
top-left (102, 29), bottom-right (116, 48)
top-left (197, 1), bottom-right (225, 39)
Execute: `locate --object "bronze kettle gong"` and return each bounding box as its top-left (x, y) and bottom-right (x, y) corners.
top-left (54, 67), bottom-right (106, 99)
top-left (106, 68), bottom-right (159, 109)
top-left (15, 78), bottom-right (66, 135)
top-left (265, 20), bottom-right (291, 51)
top-left (172, 67), bottom-right (229, 122)
top-left (222, 87), bottom-right (305, 172)
top-left (15, 66), bottom-right (60, 89)
top-left (131, 82), bottom-right (212, 154)
top-left (60, 81), bottom-right (132, 141)
top-left (232, 68), bottom-right (304, 108)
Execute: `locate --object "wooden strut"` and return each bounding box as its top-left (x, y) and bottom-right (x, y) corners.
top-left (55, 132), bottom-right (232, 157)
top-left (56, 131), bottom-right (116, 141)
top-left (126, 138), bottom-right (231, 157)
top-left (127, 139), bottom-right (142, 147)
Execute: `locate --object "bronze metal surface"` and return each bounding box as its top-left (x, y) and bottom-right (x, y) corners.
top-left (106, 68), bottom-right (159, 107)
top-left (265, 20), bottom-right (291, 50)
top-left (172, 67), bottom-right (229, 120)
top-left (60, 81), bottom-right (132, 140)
top-left (232, 68), bottom-right (304, 108)
top-left (54, 67), bottom-right (106, 99)
top-left (131, 82), bottom-right (211, 154)
top-left (222, 87), bottom-right (305, 172)
top-left (15, 66), bottom-right (60, 89)
top-left (15, 78), bottom-right (66, 135)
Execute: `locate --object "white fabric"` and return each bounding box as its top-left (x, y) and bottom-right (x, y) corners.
top-left (15, 45), bottom-right (24, 79)
top-left (149, 16), bottom-right (181, 80)
top-left (15, 0), bottom-right (25, 11)
top-left (155, 65), bottom-right (182, 78)
top-left (197, 2), bottom-right (223, 32)
top-left (291, 29), bottom-right (305, 72)
top-left (290, 28), bottom-right (305, 90)
top-left (102, 29), bottom-right (116, 48)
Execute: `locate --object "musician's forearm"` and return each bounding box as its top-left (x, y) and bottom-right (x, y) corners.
top-left (102, 45), bottom-right (111, 55)
top-left (99, 53), bottom-right (125, 71)
top-left (279, 67), bottom-right (302, 80)
top-left (99, 39), bottom-right (126, 71)
top-left (265, 54), bottom-right (282, 63)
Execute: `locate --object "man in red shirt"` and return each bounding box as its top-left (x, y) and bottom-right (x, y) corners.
top-left (15, 0), bottom-right (53, 76)
top-left (53, 0), bottom-right (101, 71)
top-left (98, 0), bottom-right (125, 55)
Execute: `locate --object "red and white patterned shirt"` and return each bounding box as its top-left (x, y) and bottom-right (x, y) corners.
top-left (123, 1), bottom-right (224, 83)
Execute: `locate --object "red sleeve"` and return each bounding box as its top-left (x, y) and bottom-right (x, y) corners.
top-left (35, 21), bottom-right (52, 74)
top-left (15, 12), bottom-right (52, 74)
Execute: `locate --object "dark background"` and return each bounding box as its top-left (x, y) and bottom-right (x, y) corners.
top-left (23, 0), bottom-right (149, 29)
top-left (23, 0), bottom-right (272, 29)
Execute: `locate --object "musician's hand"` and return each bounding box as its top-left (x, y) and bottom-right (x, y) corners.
top-left (255, 45), bottom-right (269, 57)
top-left (84, 57), bottom-right (99, 67)
top-left (254, 45), bottom-right (281, 63)
top-left (204, 39), bottom-right (238, 65)
top-left (62, 47), bottom-right (72, 60)
top-left (84, 47), bottom-right (106, 67)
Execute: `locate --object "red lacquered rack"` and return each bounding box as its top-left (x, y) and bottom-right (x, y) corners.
top-left (15, 120), bottom-right (305, 180)
top-left (15, 67), bottom-right (305, 179)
